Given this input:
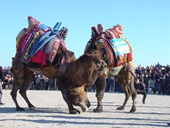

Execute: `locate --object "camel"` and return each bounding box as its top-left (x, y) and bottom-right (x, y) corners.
top-left (11, 16), bottom-right (107, 114)
top-left (84, 24), bottom-right (137, 112)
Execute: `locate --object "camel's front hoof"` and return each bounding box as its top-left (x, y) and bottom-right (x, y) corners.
top-left (69, 109), bottom-right (81, 114)
top-left (117, 106), bottom-right (125, 110)
top-left (93, 106), bottom-right (103, 113)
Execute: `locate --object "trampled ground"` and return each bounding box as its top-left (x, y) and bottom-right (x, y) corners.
top-left (0, 90), bottom-right (169, 128)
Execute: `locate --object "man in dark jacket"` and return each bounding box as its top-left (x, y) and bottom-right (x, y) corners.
top-left (0, 66), bottom-right (5, 105)
top-left (134, 78), bottom-right (147, 104)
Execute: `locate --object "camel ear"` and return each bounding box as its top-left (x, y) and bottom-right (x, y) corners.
top-left (91, 26), bottom-right (99, 38)
top-left (84, 51), bottom-right (94, 61)
top-left (86, 50), bottom-right (101, 61)
top-left (97, 24), bottom-right (104, 33)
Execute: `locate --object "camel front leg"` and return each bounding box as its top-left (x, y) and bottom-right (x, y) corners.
top-left (93, 75), bottom-right (106, 112)
top-left (130, 91), bottom-right (137, 112)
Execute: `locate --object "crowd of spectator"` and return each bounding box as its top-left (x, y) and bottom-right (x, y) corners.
top-left (1, 63), bottom-right (170, 95)
top-left (29, 74), bottom-right (58, 90)
top-left (135, 63), bottom-right (170, 95)
top-left (1, 66), bottom-right (14, 90)
top-left (1, 66), bottom-right (58, 90)
top-left (105, 63), bottom-right (170, 95)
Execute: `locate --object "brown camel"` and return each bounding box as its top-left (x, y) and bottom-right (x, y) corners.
top-left (11, 49), bottom-right (106, 114)
top-left (11, 16), bottom-right (107, 114)
top-left (57, 50), bottom-right (107, 114)
top-left (84, 24), bottom-right (137, 112)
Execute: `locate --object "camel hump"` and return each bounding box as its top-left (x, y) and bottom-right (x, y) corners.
top-left (113, 24), bottom-right (123, 36)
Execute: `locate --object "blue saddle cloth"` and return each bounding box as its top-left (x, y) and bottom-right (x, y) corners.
top-left (110, 38), bottom-right (130, 56)
top-left (21, 22), bottom-right (62, 63)
top-left (30, 22), bottom-right (62, 57)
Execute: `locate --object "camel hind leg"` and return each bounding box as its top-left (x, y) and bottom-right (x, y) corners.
top-left (19, 68), bottom-right (36, 109)
top-left (10, 80), bottom-right (24, 110)
top-left (116, 84), bottom-right (130, 110)
top-left (129, 74), bottom-right (137, 112)
top-left (116, 69), bottom-right (137, 112)
top-left (11, 62), bottom-right (35, 110)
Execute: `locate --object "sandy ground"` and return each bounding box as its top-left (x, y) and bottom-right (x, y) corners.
top-left (0, 90), bottom-right (170, 128)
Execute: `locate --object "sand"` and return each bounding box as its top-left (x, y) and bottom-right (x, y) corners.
top-left (0, 90), bottom-right (169, 128)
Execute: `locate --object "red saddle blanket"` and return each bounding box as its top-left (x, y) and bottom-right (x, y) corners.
top-left (85, 24), bottom-right (133, 68)
top-left (16, 16), bottom-right (65, 66)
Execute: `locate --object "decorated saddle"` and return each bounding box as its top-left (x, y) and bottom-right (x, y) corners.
top-left (85, 24), bottom-right (133, 68)
top-left (16, 16), bottom-right (68, 66)
top-left (105, 24), bottom-right (133, 66)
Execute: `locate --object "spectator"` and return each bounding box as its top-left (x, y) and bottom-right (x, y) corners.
top-left (40, 75), bottom-right (45, 90)
top-left (155, 70), bottom-right (162, 94)
top-left (48, 78), bottom-right (55, 90)
top-left (29, 81), bottom-right (34, 90)
top-left (44, 76), bottom-right (49, 90)
top-left (160, 73), bottom-right (166, 94)
top-left (143, 73), bottom-right (150, 91)
top-left (0, 66), bottom-right (5, 105)
top-left (106, 76), bottom-right (115, 92)
top-left (134, 78), bottom-right (147, 104)
top-left (165, 72), bottom-right (170, 94)
top-left (35, 75), bottom-right (41, 90)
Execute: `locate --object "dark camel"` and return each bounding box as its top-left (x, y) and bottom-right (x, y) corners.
top-left (84, 24), bottom-right (137, 112)
top-left (10, 16), bottom-right (107, 114)
top-left (11, 48), bottom-right (106, 114)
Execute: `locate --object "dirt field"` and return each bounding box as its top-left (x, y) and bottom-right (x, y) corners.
top-left (0, 90), bottom-right (169, 128)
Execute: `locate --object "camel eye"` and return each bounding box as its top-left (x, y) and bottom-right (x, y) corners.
top-left (95, 59), bottom-right (101, 64)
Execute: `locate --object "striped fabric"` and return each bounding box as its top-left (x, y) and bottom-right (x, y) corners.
top-left (110, 38), bottom-right (130, 56)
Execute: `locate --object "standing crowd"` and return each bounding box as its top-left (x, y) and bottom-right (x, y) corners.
top-left (0, 66), bottom-right (58, 91)
top-left (105, 63), bottom-right (170, 95)
top-left (29, 74), bottom-right (58, 90)
top-left (1, 63), bottom-right (170, 95)
top-left (135, 63), bottom-right (170, 95)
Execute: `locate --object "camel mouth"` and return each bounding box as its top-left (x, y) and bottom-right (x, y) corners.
top-left (81, 106), bottom-right (89, 112)
top-left (68, 91), bottom-right (91, 112)
top-left (79, 101), bottom-right (91, 112)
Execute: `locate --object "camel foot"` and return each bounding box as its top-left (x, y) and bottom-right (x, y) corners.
top-left (93, 106), bottom-right (103, 113)
top-left (117, 106), bottom-right (125, 110)
top-left (16, 107), bottom-right (25, 111)
top-left (0, 103), bottom-right (5, 105)
top-left (130, 106), bottom-right (136, 113)
top-left (29, 106), bottom-right (37, 110)
top-left (69, 109), bottom-right (81, 114)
